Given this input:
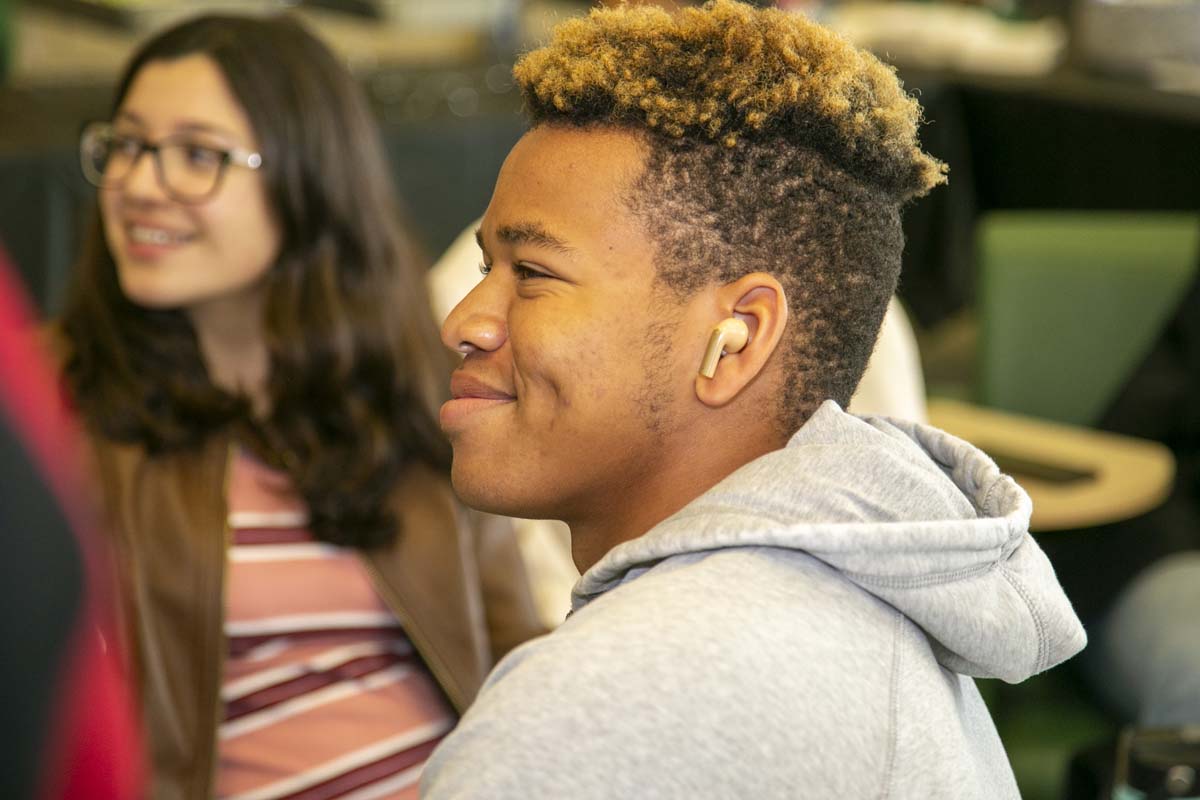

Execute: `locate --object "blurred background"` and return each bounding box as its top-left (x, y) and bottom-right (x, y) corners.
top-left (4, 0), bottom-right (1198, 391)
top-left (1, 0), bottom-right (1197, 798)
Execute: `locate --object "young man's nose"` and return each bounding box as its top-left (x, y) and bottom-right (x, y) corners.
top-left (441, 276), bottom-right (509, 355)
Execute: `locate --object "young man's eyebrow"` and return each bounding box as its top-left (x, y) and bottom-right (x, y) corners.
top-left (489, 223), bottom-right (577, 256)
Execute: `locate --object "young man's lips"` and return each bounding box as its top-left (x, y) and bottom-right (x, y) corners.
top-left (449, 373), bottom-right (514, 401)
top-left (441, 372), bottom-right (515, 431)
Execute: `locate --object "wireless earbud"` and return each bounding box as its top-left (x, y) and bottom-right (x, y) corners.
top-left (698, 318), bottom-right (750, 378)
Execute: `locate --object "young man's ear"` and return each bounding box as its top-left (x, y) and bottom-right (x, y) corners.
top-left (694, 272), bottom-right (788, 408)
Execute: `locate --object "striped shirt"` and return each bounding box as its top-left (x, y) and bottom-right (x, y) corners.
top-left (217, 450), bottom-right (456, 800)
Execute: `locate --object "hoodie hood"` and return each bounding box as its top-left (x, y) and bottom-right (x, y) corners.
top-left (574, 400), bottom-right (1086, 683)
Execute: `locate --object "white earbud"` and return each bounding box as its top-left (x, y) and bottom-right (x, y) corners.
top-left (698, 318), bottom-right (749, 378)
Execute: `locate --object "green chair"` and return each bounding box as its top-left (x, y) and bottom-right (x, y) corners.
top-left (977, 212), bottom-right (1199, 426)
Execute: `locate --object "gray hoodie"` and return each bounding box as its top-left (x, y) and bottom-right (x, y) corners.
top-left (421, 401), bottom-right (1087, 798)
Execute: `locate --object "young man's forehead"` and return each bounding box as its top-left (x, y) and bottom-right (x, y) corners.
top-left (504, 125), bottom-right (648, 184)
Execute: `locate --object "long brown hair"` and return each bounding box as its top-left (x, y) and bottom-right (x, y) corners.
top-left (61, 13), bottom-right (452, 548)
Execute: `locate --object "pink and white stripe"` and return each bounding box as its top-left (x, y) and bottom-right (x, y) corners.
top-left (217, 449), bottom-right (455, 800)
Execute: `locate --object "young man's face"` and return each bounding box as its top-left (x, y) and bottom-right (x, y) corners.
top-left (440, 125), bottom-right (706, 525)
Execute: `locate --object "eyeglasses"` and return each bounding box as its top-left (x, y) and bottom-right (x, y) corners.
top-left (79, 121), bottom-right (263, 204)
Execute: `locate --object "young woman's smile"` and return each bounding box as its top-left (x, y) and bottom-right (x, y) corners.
top-left (100, 54), bottom-right (280, 313)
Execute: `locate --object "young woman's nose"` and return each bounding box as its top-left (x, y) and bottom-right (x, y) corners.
top-left (121, 149), bottom-right (170, 202)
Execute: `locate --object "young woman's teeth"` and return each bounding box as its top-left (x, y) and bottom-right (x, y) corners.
top-left (130, 226), bottom-right (189, 245)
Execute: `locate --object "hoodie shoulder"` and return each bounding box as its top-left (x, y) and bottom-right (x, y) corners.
top-left (575, 401), bottom-right (1085, 682)
top-left (422, 546), bottom-right (900, 799)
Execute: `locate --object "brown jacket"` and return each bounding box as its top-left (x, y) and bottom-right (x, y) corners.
top-left (86, 431), bottom-right (544, 800)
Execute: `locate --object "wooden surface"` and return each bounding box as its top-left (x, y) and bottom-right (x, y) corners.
top-left (927, 397), bottom-right (1175, 532)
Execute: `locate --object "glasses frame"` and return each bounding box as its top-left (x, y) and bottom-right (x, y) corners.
top-left (79, 121), bottom-right (264, 204)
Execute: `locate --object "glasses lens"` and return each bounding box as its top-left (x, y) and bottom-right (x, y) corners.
top-left (80, 124), bottom-right (144, 189)
top-left (80, 124), bottom-right (114, 187)
top-left (159, 143), bottom-right (225, 201)
top-left (77, 125), bottom-right (230, 202)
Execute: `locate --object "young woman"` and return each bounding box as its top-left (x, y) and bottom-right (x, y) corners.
top-left (59, 14), bottom-right (542, 799)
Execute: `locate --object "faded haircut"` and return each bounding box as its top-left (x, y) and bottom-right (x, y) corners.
top-left (513, 0), bottom-right (945, 431)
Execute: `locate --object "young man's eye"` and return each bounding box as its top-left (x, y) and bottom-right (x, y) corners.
top-left (478, 262), bottom-right (492, 276)
top-left (513, 263), bottom-right (548, 281)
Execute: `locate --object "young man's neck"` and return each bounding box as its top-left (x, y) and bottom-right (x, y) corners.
top-left (567, 421), bottom-right (787, 573)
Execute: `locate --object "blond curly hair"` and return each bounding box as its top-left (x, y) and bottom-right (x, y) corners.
top-left (516, 0), bottom-right (943, 200)
top-left (514, 0), bottom-right (946, 429)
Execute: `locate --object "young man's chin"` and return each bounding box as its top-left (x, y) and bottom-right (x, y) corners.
top-left (450, 466), bottom-right (514, 516)
top-left (449, 465), bottom-right (555, 522)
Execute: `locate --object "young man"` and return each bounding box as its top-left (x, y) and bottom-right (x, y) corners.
top-left (423, 2), bottom-right (1086, 796)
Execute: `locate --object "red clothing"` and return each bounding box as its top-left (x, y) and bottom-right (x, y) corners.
top-left (0, 242), bottom-right (142, 800)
